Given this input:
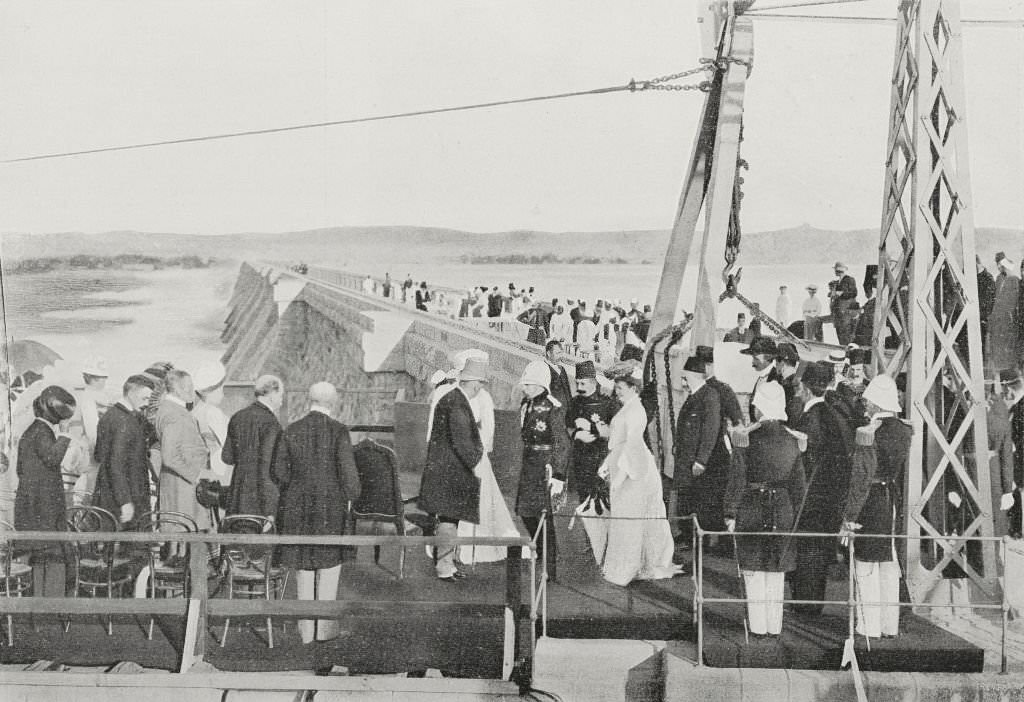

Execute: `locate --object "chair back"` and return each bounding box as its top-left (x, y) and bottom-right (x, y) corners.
top-left (220, 514), bottom-right (275, 569)
top-left (0, 518), bottom-right (15, 578)
top-left (353, 439), bottom-right (402, 519)
top-left (135, 510), bottom-right (197, 563)
top-left (66, 505), bottom-right (120, 568)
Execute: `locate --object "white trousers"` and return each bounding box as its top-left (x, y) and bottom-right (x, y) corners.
top-left (295, 565), bottom-right (341, 644)
top-left (854, 559), bottom-right (901, 637)
top-left (742, 570), bottom-right (785, 635)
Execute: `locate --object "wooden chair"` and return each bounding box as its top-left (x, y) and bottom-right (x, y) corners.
top-left (0, 518), bottom-right (32, 646)
top-left (135, 510), bottom-right (198, 640)
top-left (218, 514), bottom-right (288, 649)
top-left (65, 505), bottom-right (134, 635)
top-left (350, 438), bottom-right (416, 578)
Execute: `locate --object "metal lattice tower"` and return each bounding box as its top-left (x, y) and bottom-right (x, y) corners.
top-left (872, 0), bottom-right (996, 601)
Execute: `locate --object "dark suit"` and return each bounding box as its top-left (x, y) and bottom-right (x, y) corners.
top-left (674, 384), bottom-right (726, 534)
top-left (706, 376), bottom-right (743, 428)
top-left (272, 411), bottom-right (361, 570)
top-left (546, 362), bottom-right (573, 410)
top-left (15, 419), bottom-right (71, 536)
top-left (831, 274), bottom-right (859, 345)
top-left (418, 387), bottom-right (483, 523)
top-left (780, 372), bottom-right (804, 425)
top-left (565, 391), bottom-right (618, 500)
top-left (519, 389), bottom-right (569, 577)
top-left (791, 399), bottom-right (853, 613)
top-left (93, 402), bottom-right (151, 526)
top-left (222, 401), bottom-right (283, 517)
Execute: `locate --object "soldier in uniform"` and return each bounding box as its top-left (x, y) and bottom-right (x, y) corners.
top-left (564, 361), bottom-right (618, 505)
top-left (724, 381), bottom-right (807, 638)
top-left (840, 374), bottom-right (913, 638)
top-left (791, 362), bottom-right (854, 615)
top-left (518, 360), bottom-right (570, 579)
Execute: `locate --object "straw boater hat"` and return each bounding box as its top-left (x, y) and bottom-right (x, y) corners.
top-left (194, 361), bottom-right (226, 395)
top-left (862, 374), bottom-right (901, 413)
top-left (82, 357), bottom-right (109, 378)
top-left (752, 381), bottom-right (787, 421)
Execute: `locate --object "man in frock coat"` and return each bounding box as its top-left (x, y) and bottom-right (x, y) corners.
top-left (222, 375), bottom-right (284, 522)
top-left (94, 374), bottom-right (156, 528)
top-left (418, 357), bottom-right (487, 581)
top-left (564, 360), bottom-right (618, 504)
top-left (272, 382), bottom-right (361, 643)
top-left (155, 370), bottom-right (212, 552)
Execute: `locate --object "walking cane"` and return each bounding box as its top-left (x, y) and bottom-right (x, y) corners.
top-left (730, 526), bottom-right (750, 645)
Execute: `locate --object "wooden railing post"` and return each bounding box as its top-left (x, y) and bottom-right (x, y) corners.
top-left (184, 540), bottom-right (209, 668)
top-left (505, 544), bottom-right (526, 682)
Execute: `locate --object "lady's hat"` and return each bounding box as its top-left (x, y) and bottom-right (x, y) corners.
top-left (460, 357), bottom-right (489, 383)
top-left (862, 374), bottom-right (901, 413)
top-left (752, 381), bottom-right (787, 421)
top-left (194, 361), bottom-right (226, 395)
top-left (575, 360), bottom-right (597, 380)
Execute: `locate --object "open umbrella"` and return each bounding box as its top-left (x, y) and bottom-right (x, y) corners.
top-left (6, 339), bottom-right (62, 378)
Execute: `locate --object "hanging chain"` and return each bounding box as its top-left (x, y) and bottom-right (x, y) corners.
top-left (630, 64), bottom-right (712, 93)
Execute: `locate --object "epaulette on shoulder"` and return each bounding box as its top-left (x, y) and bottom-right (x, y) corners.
top-left (856, 423), bottom-right (878, 447)
top-left (731, 424), bottom-right (754, 448)
top-left (784, 427), bottom-right (808, 452)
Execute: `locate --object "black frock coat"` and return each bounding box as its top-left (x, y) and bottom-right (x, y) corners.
top-left (795, 400), bottom-right (854, 534)
top-left (724, 421), bottom-right (807, 572)
top-left (15, 419), bottom-right (71, 554)
top-left (418, 387), bottom-right (484, 524)
top-left (272, 411), bottom-right (361, 570)
top-left (222, 401), bottom-right (283, 517)
top-left (564, 391), bottom-right (618, 499)
top-left (842, 415), bottom-right (912, 562)
top-left (94, 402), bottom-right (151, 524)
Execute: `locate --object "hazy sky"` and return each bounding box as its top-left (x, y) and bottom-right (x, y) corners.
top-left (1, 0), bottom-right (1021, 236)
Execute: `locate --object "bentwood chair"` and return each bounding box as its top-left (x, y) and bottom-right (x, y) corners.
top-left (136, 510), bottom-right (198, 640)
top-left (65, 505), bottom-right (134, 635)
top-left (0, 518), bottom-right (33, 646)
top-left (218, 514), bottom-right (288, 649)
top-left (351, 438), bottom-right (414, 578)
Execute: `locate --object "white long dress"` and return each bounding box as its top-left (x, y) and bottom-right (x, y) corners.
top-left (457, 388), bottom-right (521, 563)
top-left (599, 393), bottom-right (678, 586)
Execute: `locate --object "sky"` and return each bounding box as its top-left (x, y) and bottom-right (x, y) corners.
top-left (0, 0), bottom-right (1021, 236)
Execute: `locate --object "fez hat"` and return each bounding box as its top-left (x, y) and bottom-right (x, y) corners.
top-left (682, 356), bottom-right (707, 374)
top-left (801, 361), bottom-right (832, 387)
top-left (863, 374), bottom-right (901, 413)
top-left (776, 342), bottom-right (800, 365)
top-left (739, 337), bottom-right (777, 357)
top-left (33, 385), bottom-right (76, 425)
top-left (460, 358), bottom-right (489, 383)
top-left (863, 264), bottom-right (879, 290)
top-left (694, 345), bottom-right (715, 363)
top-left (752, 381), bottom-right (787, 421)
top-left (575, 360), bottom-right (597, 380)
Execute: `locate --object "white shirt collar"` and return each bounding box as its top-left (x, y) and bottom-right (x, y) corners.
top-left (804, 396), bottom-right (825, 412)
top-left (166, 395), bottom-right (186, 408)
top-left (757, 365), bottom-right (774, 379)
top-left (117, 399), bottom-right (133, 412)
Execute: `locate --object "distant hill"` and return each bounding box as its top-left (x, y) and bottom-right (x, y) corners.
top-left (2, 225), bottom-right (1019, 269)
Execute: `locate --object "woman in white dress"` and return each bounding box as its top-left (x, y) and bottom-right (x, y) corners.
top-left (597, 363), bottom-right (681, 586)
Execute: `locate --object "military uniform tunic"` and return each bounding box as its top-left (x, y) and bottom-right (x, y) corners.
top-left (842, 415), bottom-right (913, 562)
top-left (517, 390), bottom-right (569, 519)
top-left (724, 421), bottom-right (807, 572)
top-left (564, 391), bottom-right (618, 501)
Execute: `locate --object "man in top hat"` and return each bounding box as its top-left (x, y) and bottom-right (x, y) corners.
top-left (419, 356), bottom-right (488, 581)
top-left (565, 360), bottom-right (619, 505)
top-left (518, 360), bottom-right (570, 579)
top-left (829, 262), bottom-right (859, 346)
top-left (841, 374), bottom-right (912, 638)
top-left (694, 345), bottom-right (743, 429)
top-left (791, 362), bottom-right (855, 614)
top-left (802, 285), bottom-right (823, 342)
top-left (987, 370), bottom-right (1017, 537)
top-left (989, 252), bottom-right (1020, 370)
top-left (673, 356), bottom-right (727, 551)
top-left (724, 381), bottom-right (807, 637)
top-left (723, 313), bottom-right (756, 345)
top-left (741, 337), bottom-right (781, 423)
top-left (774, 342), bottom-right (804, 425)
top-left (221, 374), bottom-right (285, 521)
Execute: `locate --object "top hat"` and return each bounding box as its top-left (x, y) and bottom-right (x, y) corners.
top-left (694, 345), bottom-right (715, 363)
top-left (801, 361), bottom-right (832, 387)
top-left (739, 337), bottom-right (778, 357)
top-left (682, 356), bottom-right (707, 374)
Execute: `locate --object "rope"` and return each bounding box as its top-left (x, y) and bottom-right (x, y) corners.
top-left (2, 69), bottom-right (710, 164)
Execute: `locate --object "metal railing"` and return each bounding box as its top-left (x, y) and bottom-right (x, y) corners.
top-left (0, 529), bottom-right (538, 682)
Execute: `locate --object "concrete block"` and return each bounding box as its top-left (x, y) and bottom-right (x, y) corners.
top-left (533, 638), bottom-right (665, 702)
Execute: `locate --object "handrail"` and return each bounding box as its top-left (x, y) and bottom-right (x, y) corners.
top-left (691, 519), bottom-right (1014, 674)
top-left (6, 530), bottom-right (531, 546)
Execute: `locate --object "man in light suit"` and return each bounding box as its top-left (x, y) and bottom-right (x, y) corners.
top-left (155, 370), bottom-right (212, 554)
